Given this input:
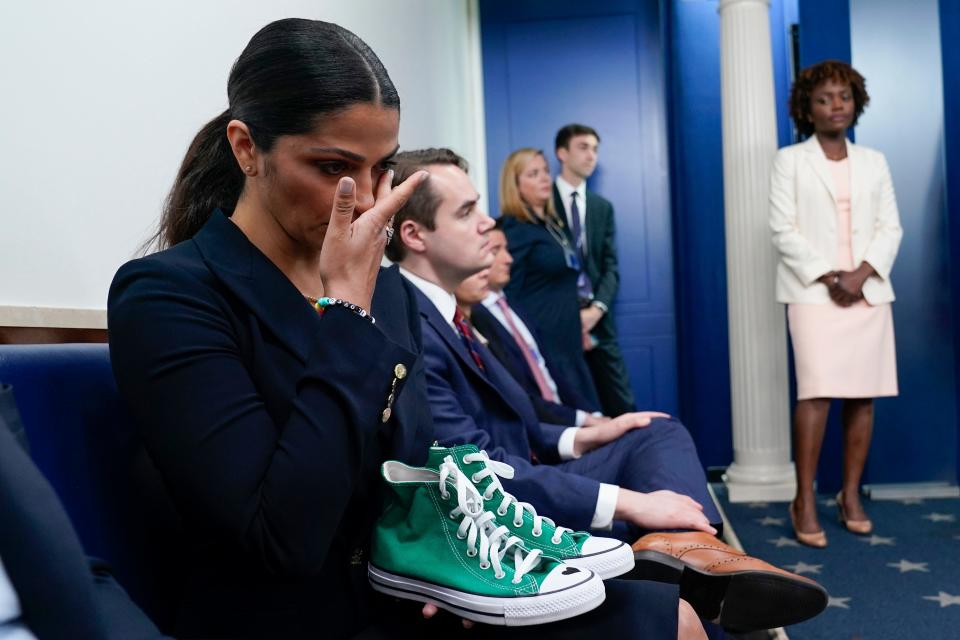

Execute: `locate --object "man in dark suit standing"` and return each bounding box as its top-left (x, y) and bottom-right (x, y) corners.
top-left (553, 124), bottom-right (636, 416)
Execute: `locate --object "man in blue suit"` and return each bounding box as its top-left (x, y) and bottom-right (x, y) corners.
top-left (463, 219), bottom-right (603, 428)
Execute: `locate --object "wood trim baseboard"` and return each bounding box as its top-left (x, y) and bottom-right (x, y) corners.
top-left (0, 327), bottom-right (108, 344)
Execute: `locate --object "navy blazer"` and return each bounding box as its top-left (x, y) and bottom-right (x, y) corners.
top-left (412, 286), bottom-right (601, 531)
top-left (108, 211), bottom-right (433, 639)
top-left (501, 216), bottom-right (601, 409)
top-left (471, 302), bottom-right (588, 426)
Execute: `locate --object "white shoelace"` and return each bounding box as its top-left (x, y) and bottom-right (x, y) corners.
top-left (461, 451), bottom-right (572, 545)
top-left (438, 457), bottom-right (543, 583)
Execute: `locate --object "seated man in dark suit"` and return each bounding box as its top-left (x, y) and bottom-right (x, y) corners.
top-left (463, 219), bottom-right (605, 427)
top-left (384, 147), bottom-right (827, 633)
top-left (0, 384), bottom-right (166, 640)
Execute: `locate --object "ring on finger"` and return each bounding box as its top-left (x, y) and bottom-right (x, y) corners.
top-left (384, 225), bottom-right (395, 244)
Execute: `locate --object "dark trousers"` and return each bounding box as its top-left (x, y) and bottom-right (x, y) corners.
top-left (586, 313), bottom-right (637, 416)
top-left (557, 418), bottom-right (723, 541)
top-left (357, 579), bottom-right (680, 639)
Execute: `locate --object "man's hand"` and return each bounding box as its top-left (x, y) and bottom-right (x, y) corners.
top-left (572, 411), bottom-right (669, 456)
top-left (614, 488), bottom-right (716, 535)
top-left (582, 413), bottom-right (611, 427)
top-left (580, 305), bottom-right (604, 334)
top-left (581, 330), bottom-right (597, 352)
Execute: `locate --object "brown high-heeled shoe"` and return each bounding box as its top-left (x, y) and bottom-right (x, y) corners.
top-left (837, 491), bottom-right (873, 535)
top-left (789, 500), bottom-right (827, 548)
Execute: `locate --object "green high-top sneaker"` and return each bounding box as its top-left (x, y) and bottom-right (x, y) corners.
top-left (369, 458), bottom-right (605, 626)
top-left (425, 444), bottom-right (634, 580)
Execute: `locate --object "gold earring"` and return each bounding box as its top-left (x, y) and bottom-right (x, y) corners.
top-left (244, 165), bottom-right (253, 174)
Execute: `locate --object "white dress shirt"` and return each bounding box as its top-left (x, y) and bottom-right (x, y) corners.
top-left (555, 175), bottom-right (589, 252)
top-left (0, 555), bottom-right (37, 640)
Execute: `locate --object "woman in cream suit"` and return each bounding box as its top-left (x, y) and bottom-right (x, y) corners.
top-left (770, 61), bottom-right (902, 548)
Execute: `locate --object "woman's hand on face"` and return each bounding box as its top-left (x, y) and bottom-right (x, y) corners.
top-left (319, 170), bottom-right (429, 311)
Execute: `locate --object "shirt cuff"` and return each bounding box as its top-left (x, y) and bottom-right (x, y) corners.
top-left (591, 483), bottom-right (620, 530)
top-left (558, 427), bottom-right (581, 460)
top-left (575, 410), bottom-right (588, 427)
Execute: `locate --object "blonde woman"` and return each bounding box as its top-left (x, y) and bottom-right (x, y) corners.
top-left (500, 148), bottom-right (601, 410)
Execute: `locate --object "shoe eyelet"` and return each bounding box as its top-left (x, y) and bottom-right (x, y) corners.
top-left (551, 536), bottom-right (562, 545)
top-left (497, 506), bottom-right (507, 516)
top-left (466, 548), bottom-right (477, 557)
top-left (511, 577), bottom-right (521, 585)
top-left (471, 473), bottom-right (481, 483)
top-left (495, 571), bottom-right (506, 580)
top-left (439, 490), bottom-right (449, 500)
top-left (513, 519), bottom-right (523, 528)
top-left (456, 531), bottom-right (466, 540)
top-left (449, 512), bottom-right (458, 520)
top-left (478, 561), bottom-right (490, 570)
top-left (531, 528), bottom-right (542, 537)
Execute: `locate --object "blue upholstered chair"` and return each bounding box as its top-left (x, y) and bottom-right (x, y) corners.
top-left (0, 343), bottom-right (184, 631)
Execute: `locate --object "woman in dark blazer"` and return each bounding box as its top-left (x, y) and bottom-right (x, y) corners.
top-left (107, 19), bottom-right (697, 640)
top-left (500, 149), bottom-right (601, 410)
top-left (108, 19), bottom-right (433, 639)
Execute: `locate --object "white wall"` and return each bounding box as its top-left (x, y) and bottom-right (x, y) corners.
top-left (0, 0), bottom-right (486, 321)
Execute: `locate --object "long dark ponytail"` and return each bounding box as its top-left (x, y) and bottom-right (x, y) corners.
top-left (150, 18), bottom-right (400, 250)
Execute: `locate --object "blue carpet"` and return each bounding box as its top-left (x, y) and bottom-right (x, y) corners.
top-left (713, 485), bottom-right (960, 639)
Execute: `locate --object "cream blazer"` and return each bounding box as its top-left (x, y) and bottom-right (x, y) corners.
top-left (769, 136), bottom-right (902, 304)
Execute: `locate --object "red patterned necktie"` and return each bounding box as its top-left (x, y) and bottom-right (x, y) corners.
top-left (453, 308), bottom-right (485, 372)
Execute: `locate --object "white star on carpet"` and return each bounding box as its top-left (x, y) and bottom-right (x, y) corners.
top-left (768, 536), bottom-right (800, 547)
top-left (859, 535), bottom-right (896, 546)
top-left (756, 516), bottom-right (785, 526)
top-left (784, 561), bottom-right (822, 574)
top-left (887, 559), bottom-right (929, 573)
top-left (922, 513), bottom-right (956, 523)
top-left (923, 592), bottom-right (960, 608)
top-left (820, 498), bottom-right (837, 507)
top-left (827, 596), bottom-right (851, 609)
top-left (899, 498), bottom-right (925, 505)
top-left (746, 502), bottom-right (770, 509)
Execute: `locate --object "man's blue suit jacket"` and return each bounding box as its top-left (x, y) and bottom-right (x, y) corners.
top-left (470, 301), bottom-right (596, 426)
top-left (413, 287), bottom-right (601, 531)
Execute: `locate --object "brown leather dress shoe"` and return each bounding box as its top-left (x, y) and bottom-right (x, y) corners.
top-left (628, 531), bottom-right (828, 632)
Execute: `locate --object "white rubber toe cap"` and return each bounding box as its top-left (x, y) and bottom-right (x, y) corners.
top-left (539, 564), bottom-right (596, 593)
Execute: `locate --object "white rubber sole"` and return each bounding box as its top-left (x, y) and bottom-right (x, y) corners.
top-left (368, 564), bottom-right (606, 626)
top-left (563, 541), bottom-right (636, 580)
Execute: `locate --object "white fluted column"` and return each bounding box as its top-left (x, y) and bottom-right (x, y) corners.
top-left (718, 0), bottom-right (796, 502)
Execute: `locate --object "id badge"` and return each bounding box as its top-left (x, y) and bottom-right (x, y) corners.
top-left (562, 245), bottom-right (580, 271)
